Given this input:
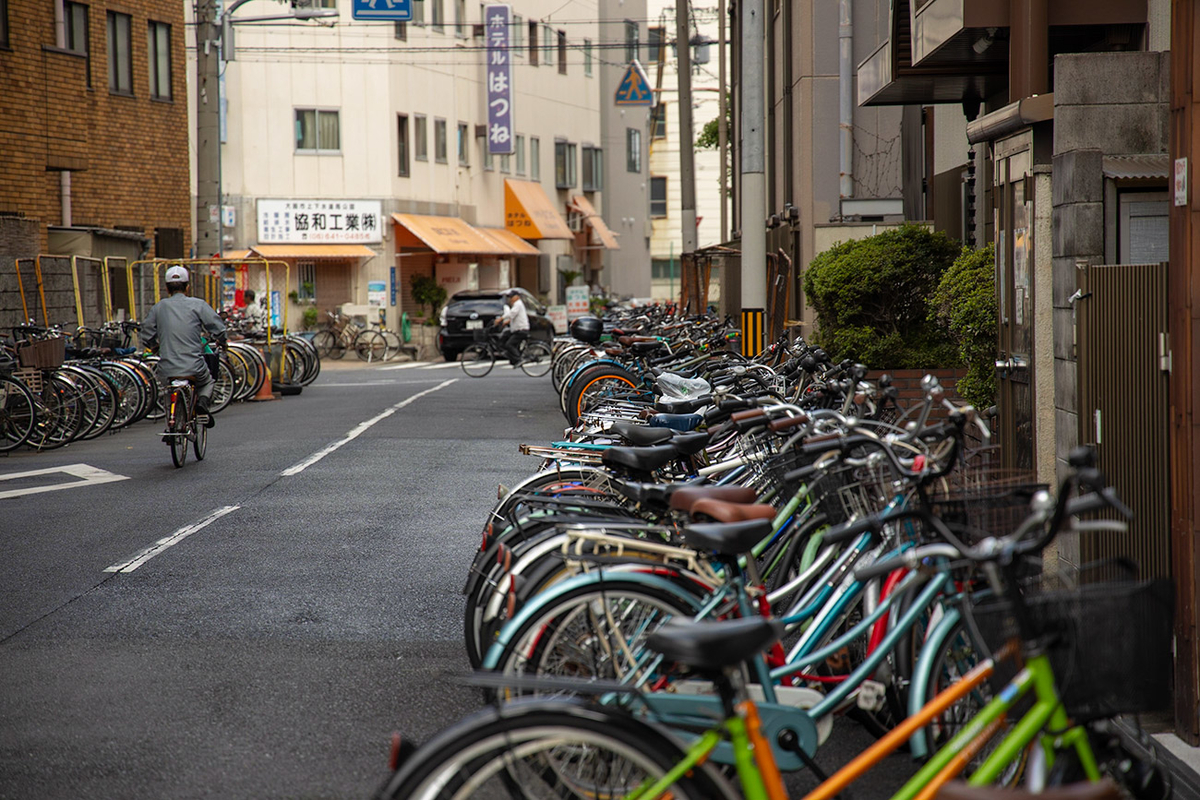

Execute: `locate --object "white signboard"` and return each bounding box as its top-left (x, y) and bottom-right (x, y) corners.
top-left (548, 304), bottom-right (568, 334)
top-left (565, 286), bottom-right (590, 322)
top-left (1175, 158), bottom-right (1188, 207)
top-left (257, 199), bottom-right (383, 244)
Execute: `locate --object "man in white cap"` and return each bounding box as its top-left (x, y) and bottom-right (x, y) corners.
top-left (140, 266), bottom-right (227, 426)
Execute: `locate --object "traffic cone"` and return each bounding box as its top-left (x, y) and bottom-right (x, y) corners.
top-left (249, 365), bottom-right (279, 402)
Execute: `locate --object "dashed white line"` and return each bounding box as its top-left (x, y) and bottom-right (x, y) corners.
top-left (105, 505), bottom-right (241, 573)
top-left (280, 378), bottom-right (458, 477)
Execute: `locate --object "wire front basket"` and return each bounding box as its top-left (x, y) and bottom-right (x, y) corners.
top-left (929, 469), bottom-right (1046, 544)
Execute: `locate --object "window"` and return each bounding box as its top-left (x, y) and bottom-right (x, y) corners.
top-left (434, 118), bottom-right (448, 162)
top-left (581, 146), bottom-right (602, 191)
top-left (106, 11), bottom-right (132, 94)
top-left (65, 2), bottom-right (90, 88)
top-left (295, 109), bottom-right (340, 152)
top-left (414, 114), bottom-right (428, 160)
top-left (397, 114), bottom-right (410, 176)
top-left (515, 134), bottom-right (526, 174)
top-left (298, 263), bottom-right (316, 301)
top-left (457, 122), bottom-right (469, 165)
top-left (528, 21), bottom-right (538, 65)
top-left (483, 141), bottom-right (494, 170)
top-left (512, 14), bottom-right (522, 53)
top-left (431, 0), bottom-right (443, 31)
top-left (500, 152), bottom-right (511, 173)
top-left (530, 137), bottom-right (541, 180)
top-left (626, 128), bottom-right (641, 172)
top-left (624, 19), bottom-right (638, 63)
top-left (1119, 192), bottom-right (1169, 264)
top-left (543, 26), bottom-right (554, 67)
top-left (557, 30), bottom-right (567, 74)
top-left (555, 140), bottom-right (577, 188)
top-left (651, 104), bottom-right (667, 138)
top-left (412, 0), bottom-right (425, 25)
top-left (651, 259), bottom-right (677, 279)
top-left (454, 0), bottom-right (465, 36)
top-left (147, 20), bottom-right (170, 100)
top-left (394, 20), bottom-right (406, 39)
top-left (583, 39), bottom-right (592, 76)
top-left (650, 176), bottom-right (668, 216)
top-left (315, 0), bottom-right (335, 8)
top-left (647, 26), bottom-right (665, 61)
top-left (0, 0), bottom-right (8, 48)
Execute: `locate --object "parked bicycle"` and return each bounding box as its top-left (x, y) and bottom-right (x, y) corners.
top-left (161, 375), bottom-right (208, 467)
top-left (312, 310), bottom-right (390, 362)
top-left (460, 325), bottom-right (552, 378)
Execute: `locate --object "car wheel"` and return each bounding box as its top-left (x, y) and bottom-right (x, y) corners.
top-left (442, 349), bottom-right (460, 362)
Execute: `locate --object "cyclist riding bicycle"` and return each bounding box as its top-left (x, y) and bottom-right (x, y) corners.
top-left (140, 265), bottom-right (227, 428)
top-left (494, 289), bottom-right (529, 365)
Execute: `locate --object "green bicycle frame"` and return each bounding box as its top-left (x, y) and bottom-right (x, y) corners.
top-left (891, 653), bottom-right (1099, 800)
top-left (627, 715), bottom-right (770, 800)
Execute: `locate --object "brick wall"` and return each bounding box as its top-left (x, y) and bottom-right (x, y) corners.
top-left (0, 0), bottom-right (191, 256)
top-left (865, 368), bottom-right (966, 417)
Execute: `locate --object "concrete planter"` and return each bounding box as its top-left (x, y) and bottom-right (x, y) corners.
top-left (409, 323), bottom-right (440, 361)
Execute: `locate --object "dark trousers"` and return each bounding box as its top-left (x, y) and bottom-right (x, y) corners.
top-left (500, 330), bottom-right (529, 363)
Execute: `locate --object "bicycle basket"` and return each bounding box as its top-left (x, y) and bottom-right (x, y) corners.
top-left (970, 578), bottom-right (1173, 720)
top-left (930, 470), bottom-right (1046, 545)
top-left (16, 337), bottom-right (65, 370)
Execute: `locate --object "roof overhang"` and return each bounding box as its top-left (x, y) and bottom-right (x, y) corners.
top-left (476, 227), bottom-right (542, 256)
top-left (965, 93), bottom-right (1054, 144)
top-left (391, 214), bottom-right (507, 254)
top-left (504, 179), bottom-right (574, 240)
top-left (568, 195), bottom-right (620, 250)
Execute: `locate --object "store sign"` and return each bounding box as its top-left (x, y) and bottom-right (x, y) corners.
top-left (566, 286), bottom-right (589, 321)
top-left (257, 199), bottom-right (383, 244)
top-left (548, 304), bottom-right (568, 334)
top-left (484, 4), bottom-right (514, 155)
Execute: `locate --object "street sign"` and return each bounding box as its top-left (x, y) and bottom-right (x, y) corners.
top-left (484, 4), bottom-right (515, 154)
top-left (615, 60), bottom-right (654, 107)
top-left (352, 0), bottom-right (411, 21)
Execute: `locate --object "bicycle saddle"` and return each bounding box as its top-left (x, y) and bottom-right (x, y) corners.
top-left (681, 518), bottom-right (773, 556)
top-left (669, 485), bottom-right (758, 513)
top-left (606, 420), bottom-right (674, 447)
top-left (690, 498), bottom-right (776, 524)
top-left (936, 780), bottom-right (1120, 800)
top-left (667, 431), bottom-right (711, 456)
top-left (600, 444), bottom-right (678, 474)
top-left (647, 617), bottom-right (784, 672)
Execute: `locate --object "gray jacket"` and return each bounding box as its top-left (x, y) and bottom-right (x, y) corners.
top-left (141, 293), bottom-right (227, 379)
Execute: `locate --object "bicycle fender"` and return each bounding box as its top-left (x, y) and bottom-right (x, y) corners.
top-left (481, 571), bottom-right (703, 670)
top-left (907, 605), bottom-right (962, 760)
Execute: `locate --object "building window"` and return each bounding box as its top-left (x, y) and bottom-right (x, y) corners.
top-left (298, 262), bottom-right (316, 301)
top-left (528, 21), bottom-right (538, 65)
top-left (412, 0), bottom-right (425, 24)
top-left (581, 146), bottom-right (602, 192)
top-left (500, 152), bottom-right (511, 173)
top-left (483, 141), bottom-right (494, 170)
top-left (512, 14), bottom-right (522, 53)
top-left (530, 136), bottom-right (540, 180)
top-left (65, 2), bottom-right (90, 88)
top-left (555, 140), bottom-right (577, 188)
top-left (414, 114), bottom-right (428, 160)
top-left (0, 0), bottom-right (8, 49)
top-left (454, 0), bottom-right (465, 36)
top-left (434, 118), bottom-right (448, 162)
top-left (147, 20), bottom-right (171, 100)
top-left (626, 128), bottom-right (641, 172)
top-left (1119, 192), bottom-right (1170, 264)
top-left (457, 122), bottom-right (469, 165)
top-left (543, 26), bottom-right (554, 67)
top-left (515, 134), bottom-right (526, 174)
top-left (106, 11), bottom-right (132, 94)
top-left (557, 30), bottom-right (567, 74)
top-left (315, 0), bottom-right (335, 7)
top-left (647, 26), bottom-right (665, 61)
top-left (397, 114), bottom-right (410, 177)
top-left (650, 176), bottom-right (668, 217)
top-left (583, 39), bottom-right (592, 76)
top-left (295, 109), bottom-right (340, 152)
top-left (431, 0), bottom-right (443, 31)
top-left (624, 19), bottom-right (638, 63)
top-left (394, 20), bottom-right (406, 39)
top-left (651, 104), bottom-right (667, 139)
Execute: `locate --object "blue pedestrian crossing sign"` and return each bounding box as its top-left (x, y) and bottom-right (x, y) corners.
top-left (352, 0), bottom-right (411, 20)
top-left (615, 60), bottom-right (655, 106)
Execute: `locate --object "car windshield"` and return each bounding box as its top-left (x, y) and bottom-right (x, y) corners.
top-left (447, 300), bottom-right (502, 314)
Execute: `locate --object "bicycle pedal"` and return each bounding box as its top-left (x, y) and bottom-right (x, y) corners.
top-left (856, 679), bottom-right (887, 712)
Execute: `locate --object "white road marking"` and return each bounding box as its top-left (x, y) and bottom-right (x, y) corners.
top-left (104, 505), bottom-right (241, 573)
top-left (280, 378), bottom-right (458, 477)
top-left (315, 379), bottom-right (449, 388)
top-left (0, 463), bottom-right (129, 501)
top-left (379, 361), bottom-right (427, 371)
top-left (424, 362), bottom-right (465, 370)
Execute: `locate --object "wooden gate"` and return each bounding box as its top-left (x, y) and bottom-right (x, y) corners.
top-left (1076, 261), bottom-right (1171, 581)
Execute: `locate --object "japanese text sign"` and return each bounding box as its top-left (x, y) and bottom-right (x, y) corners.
top-left (485, 4), bottom-right (514, 155)
top-left (256, 199), bottom-right (383, 244)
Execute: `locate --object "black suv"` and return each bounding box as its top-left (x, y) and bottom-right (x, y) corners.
top-left (437, 288), bottom-right (555, 361)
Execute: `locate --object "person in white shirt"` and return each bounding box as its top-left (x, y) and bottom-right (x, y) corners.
top-left (242, 289), bottom-right (268, 332)
top-left (496, 291), bottom-right (530, 365)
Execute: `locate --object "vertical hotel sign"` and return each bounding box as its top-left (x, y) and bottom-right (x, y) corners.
top-left (485, 4), bottom-right (514, 155)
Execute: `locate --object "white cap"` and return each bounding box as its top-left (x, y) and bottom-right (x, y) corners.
top-left (165, 266), bottom-right (190, 283)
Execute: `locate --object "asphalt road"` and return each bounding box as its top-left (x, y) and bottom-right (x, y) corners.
top-left (0, 359), bottom-right (918, 799)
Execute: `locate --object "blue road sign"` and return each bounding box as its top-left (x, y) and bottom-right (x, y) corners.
top-left (352, 0), bottom-right (411, 20)
top-left (615, 60), bottom-right (654, 106)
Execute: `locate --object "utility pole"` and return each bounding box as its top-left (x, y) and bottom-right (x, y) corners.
top-left (675, 0), bottom-right (697, 258)
top-left (195, 0), bottom-right (221, 257)
top-left (717, 0), bottom-right (728, 244)
top-left (740, 0), bottom-right (766, 353)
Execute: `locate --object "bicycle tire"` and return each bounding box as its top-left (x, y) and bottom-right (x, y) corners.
top-left (564, 365), bottom-right (640, 425)
top-left (355, 330), bottom-right (388, 362)
top-left (210, 359), bottom-right (235, 414)
top-left (380, 329), bottom-right (402, 360)
top-left (0, 374), bottom-right (37, 452)
top-left (460, 343), bottom-right (494, 377)
top-left (29, 374), bottom-right (85, 450)
top-left (169, 389), bottom-right (188, 468)
top-left (375, 697), bottom-right (736, 800)
top-left (519, 341), bottom-right (553, 377)
top-left (193, 416), bottom-right (207, 461)
top-left (311, 328), bottom-right (340, 359)
top-left (99, 361), bottom-right (147, 429)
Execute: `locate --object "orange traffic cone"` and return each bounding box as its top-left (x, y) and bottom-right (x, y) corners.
top-left (249, 365), bottom-right (279, 402)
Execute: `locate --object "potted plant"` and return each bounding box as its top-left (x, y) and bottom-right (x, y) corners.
top-left (302, 306), bottom-right (320, 330)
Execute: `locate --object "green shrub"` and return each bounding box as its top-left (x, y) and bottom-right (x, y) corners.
top-left (930, 244), bottom-right (997, 408)
top-left (803, 224), bottom-right (960, 369)
top-left (410, 274), bottom-right (448, 322)
top-left (302, 306), bottom-right (319, 330)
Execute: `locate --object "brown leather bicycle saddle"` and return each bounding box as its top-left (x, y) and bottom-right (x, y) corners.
top-left (669, 485), bottom-right (758, 513)
top-left (690, 498), bottom-right (776, 524)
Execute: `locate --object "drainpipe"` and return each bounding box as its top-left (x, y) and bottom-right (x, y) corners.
top-left (60, 171), bottom-right (72, 227)
top-left (838, 0), bottom-right (853, 200)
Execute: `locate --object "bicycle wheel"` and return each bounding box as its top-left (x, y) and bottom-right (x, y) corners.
top-left (0, 375), bottom-right (36, 452)
top-left (193, 417), bottom-right (207, 461)
top-left (519, 341), bottom-right (553, 377)
top-left (311, 329), bottom-right (340, 359)
top-left (99, 361), bottom-right (147, 429)
top-left (564, 365), bottom-right (641, 425)
top-left (355, 330), bottom-right (388, 362)
top-left (460, 344), bottom-right (495, 377)
top-left (380, 329), bottom-right (403, 360)
top-left (169, 390), bottom-right (188, 468)
top-left (209, 359), bottom-right (235, 414)
top-left (376, 698), bottom-right (736, 800)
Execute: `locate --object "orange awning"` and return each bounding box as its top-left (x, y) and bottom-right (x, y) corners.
top-left (477, 227), bottom-right (542, 256)
top-left (220, 249), bottom-right (253, 260)
top-left (504, 179), bottom-right (573, 240)
top-left (250, 244), bottom-right (376, 259)
top-left (569, 195), bottom-right (620, 250)
top-left (391, 213), bottom-right (507, 254)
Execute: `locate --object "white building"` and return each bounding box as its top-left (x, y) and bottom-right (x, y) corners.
top-left (643, 0), bottom-right (727, 301)
top-left (192, 0), bottom-right (622, 329)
